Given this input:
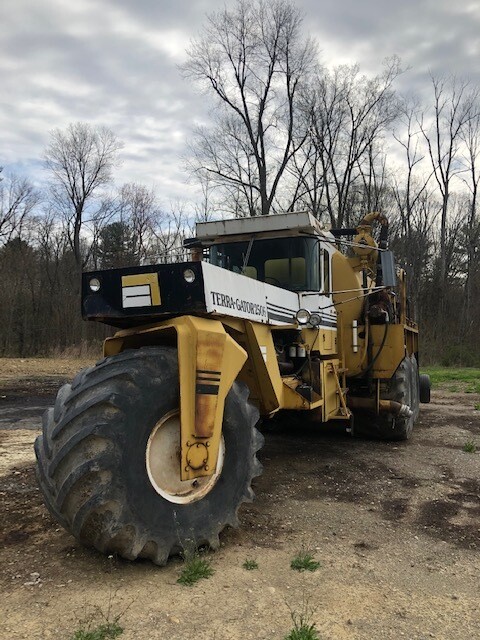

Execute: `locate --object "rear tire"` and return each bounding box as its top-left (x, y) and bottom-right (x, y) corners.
top-left (35, 346), bottom-right (262, 565)
top-left (419, 373), bottom-right (431, 403)
top-left (354, 355), bottom-right (420, 441)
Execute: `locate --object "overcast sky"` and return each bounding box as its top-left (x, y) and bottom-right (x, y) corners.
top-left (1, 0), bottom-right (479, 205)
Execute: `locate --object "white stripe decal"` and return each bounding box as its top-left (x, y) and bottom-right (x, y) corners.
top-left (122, 284), bottom-right (152, 308)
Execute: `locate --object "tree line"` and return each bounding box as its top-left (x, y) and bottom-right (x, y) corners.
top-left (1, 0), bottom-right (479, 364)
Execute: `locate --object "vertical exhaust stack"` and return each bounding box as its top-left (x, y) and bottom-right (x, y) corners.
top-left (352, 212), bottom-right (394, 288)
top-left (356, 212), bottom-right (389, 249)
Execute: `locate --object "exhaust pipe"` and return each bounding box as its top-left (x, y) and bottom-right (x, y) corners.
top-left (348, 396), bottom-right (413, 418)
top-left (357, 212), bottom-right (389, 249)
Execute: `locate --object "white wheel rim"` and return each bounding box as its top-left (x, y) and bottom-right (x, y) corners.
top-left (145, 410), bottom-right (225, 504)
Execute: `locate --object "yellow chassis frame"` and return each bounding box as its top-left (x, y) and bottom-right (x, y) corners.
top-left (102, 314), bottom-right (381, 482)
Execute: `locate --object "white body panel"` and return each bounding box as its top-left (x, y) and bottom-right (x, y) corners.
top-left (299, 292), bottom-right (337, 329)
top-left (201, 262), bottom-right (336, 330)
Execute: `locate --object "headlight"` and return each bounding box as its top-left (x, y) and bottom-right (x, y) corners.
top-left (89, 277), bottom-right (101, 292)
top-left (296, 308), bottom-right (311, 325)
top-left (183, 268), bottom-right (196, 283)
top-left (309, 312), bottom-right (321, 327)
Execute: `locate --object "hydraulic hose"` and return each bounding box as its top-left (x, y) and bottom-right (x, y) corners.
top-left (350, 321), bottom-right (390, 379)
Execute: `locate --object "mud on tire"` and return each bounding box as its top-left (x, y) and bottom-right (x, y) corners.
top-left (34, 346), bottom-right (263, 565)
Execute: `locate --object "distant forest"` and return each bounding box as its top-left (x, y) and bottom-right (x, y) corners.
top-left (1, 0), bottom-right (479, 364)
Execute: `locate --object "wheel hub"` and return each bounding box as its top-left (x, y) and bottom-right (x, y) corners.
top-left (186, 442), bottom-right (209, 470)
top-left (146, 410), bottom-right (225, 504)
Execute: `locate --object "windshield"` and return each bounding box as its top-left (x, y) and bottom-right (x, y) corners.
top-left (209, 237), bottom-right (320, 292)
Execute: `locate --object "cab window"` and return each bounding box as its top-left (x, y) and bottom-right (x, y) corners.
top-left (210, 237), bottom-right (320, 292)
top-left (322, 249), bottom-right (331, 295)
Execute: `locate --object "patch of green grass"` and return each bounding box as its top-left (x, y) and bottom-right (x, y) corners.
top-left (284, 622), bottom-right (320, 640)
top-left (70, 593), bottom-right (128, 640)
top-left (243, 558), bottom-right (258, 570)
top-left (463, 441), bottom-right (477, 453)
top-left (290, 550), bottom-right (320, 573)
top-left (177, 555), bottom-right (214, 586)
top-left (474, 403), bottom-right (480, 411)
top-left (285, 593), bottom-right (320, 640)
top-left (71, 623), bottom-right (123, 640)
top-left (466, 384), bottom-right (480, 394)
top-left (423, 368), bottom-right (480, 393)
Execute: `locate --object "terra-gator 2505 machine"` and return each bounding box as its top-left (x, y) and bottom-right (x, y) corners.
top-left (35, 211), bottom-right (430, 564)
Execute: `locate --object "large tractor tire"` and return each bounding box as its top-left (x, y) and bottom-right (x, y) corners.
top-left (34, 346), bottom-right (263, 565)
top-left (355, 355), bottom-right (420, 441)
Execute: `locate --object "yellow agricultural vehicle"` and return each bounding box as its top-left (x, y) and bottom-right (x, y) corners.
top-left (35, 211), bottom-right (430, 564)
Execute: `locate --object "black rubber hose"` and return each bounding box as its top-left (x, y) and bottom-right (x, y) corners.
top-left (350, 321), bottom-right (390, 379)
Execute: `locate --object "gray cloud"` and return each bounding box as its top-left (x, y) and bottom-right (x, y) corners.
top-left (1, 0), bottom-right (478, 203)
top-left (305, 0), bottom-right (480, 88)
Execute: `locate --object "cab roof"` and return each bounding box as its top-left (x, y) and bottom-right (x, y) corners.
top-left (195, 211), bottom-right (333, 243)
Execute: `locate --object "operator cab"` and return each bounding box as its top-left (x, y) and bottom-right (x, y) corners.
top-left (194, 211), bottom-right (333, 296)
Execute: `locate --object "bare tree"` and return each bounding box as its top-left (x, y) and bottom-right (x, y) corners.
top-left (45, 122), bottom-right (123, 268)
top-left (459, 107), bottom-right (480, 326)
top-left (183, 0), bottom-right (315, 216)
top-left (84, 196), bottom-right (119, 269)
top-left (307, 58), bottom-right (402, 226)
top-left (418, 75), bottom-right (479, 287)
top-left (0, 169), bottom-right (40, 244)
top-left (391, 101), bottom-right (437, 312)
top-left (284, 134), bottom-right (327, 216)
top-left (117, 183), bottom-right (163, 262)
top-left (148, 204), bottom-right (187, 263)
top-left (392, 99), bottom-right (433, 233)
top-left (356, 143), bottom-right (392, 213)
top-left (193, 174), bottom-right (219, 222)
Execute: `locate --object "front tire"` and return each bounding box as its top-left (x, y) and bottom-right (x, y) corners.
top-left (35, 347), bottom-right (262, 565)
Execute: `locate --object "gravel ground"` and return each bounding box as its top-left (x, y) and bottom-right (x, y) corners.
top-left (1, 359), bottom-right (480, 640)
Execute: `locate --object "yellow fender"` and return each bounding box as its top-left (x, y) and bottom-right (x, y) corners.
top-left (103, 316), bottom-right (247, 481)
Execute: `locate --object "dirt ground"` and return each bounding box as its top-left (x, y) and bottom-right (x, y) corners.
top-left (1, 358), bottom-right (480, 640)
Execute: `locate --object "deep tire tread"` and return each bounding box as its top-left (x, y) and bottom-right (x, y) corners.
top-left (56, 453), bottom-right (112, 510)
top-left (35, 347), bottom-right (262, 565)
top-left (51, 393), bottom-right (123, 439)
